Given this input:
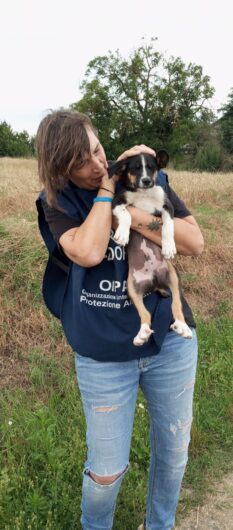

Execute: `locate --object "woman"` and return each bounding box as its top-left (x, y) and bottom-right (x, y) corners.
top-left (36, 110), bottom-right (204, 530)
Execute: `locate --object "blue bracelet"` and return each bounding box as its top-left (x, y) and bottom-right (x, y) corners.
top-left (93, 197), bottom-right (113, 203)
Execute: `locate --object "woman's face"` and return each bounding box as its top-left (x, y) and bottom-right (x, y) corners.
top-left (69, 128), bottom-right (108, 189)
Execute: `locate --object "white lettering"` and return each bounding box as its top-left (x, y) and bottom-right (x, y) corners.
top-left (105, 244), bottom-right (126, 261)
top-left (80, 294), bottom-right (121, 309)
top-left (80, 295), bottom-right (87, 302)
top-left (106, 247), bottom-right (115, 260)
top-left (114, 281), bottom-right (121, 291)
top-left (99, 280), bottom-right (122, 292)
top-left (115, 246), bottom-right (123, 260)
top-left (100, 280), bottom-right (112, 291)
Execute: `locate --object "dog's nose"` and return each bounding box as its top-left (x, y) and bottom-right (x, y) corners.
top-left (141, 177), bottom-right (151, 187)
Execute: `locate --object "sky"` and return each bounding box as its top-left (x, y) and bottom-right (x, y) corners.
top-left (1, 0), bottom-right (232, 136)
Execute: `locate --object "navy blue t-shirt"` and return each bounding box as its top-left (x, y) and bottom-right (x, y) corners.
top-left (38, 176), bottom-right (195, 362)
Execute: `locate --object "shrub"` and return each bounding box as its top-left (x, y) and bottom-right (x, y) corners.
top-left (194, 143), bottom-right (222, 171)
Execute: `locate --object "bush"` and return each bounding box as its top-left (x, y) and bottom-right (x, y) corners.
top-left (194, 143), bottom-right (222, 171)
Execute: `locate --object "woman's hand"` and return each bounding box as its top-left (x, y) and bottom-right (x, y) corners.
top-left (101, 171), bottom-right (118, 191)
top-left (117, 144), bottom-right (156, 161)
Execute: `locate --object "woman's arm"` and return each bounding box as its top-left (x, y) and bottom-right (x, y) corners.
top-left (59, 177), bottom-right (115, 267)
top-left (127, 206), bottom-right (204, 257)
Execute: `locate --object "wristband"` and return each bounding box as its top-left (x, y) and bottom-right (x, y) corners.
top-left (93, 197), bottom-right (113, 203)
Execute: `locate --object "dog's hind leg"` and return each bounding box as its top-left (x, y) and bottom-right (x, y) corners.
top-left (127, 272), bottom-right (154, 346)
top-left (167, 261), bottom-right (193, 339)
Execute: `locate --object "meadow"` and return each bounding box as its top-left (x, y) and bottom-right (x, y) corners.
top-left (0, 158), bottom-right (233, 530)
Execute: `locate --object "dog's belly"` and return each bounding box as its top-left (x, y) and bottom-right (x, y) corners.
top-left (127, 232), bottom-right (169, 293)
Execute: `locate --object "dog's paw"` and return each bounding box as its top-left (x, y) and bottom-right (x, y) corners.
top-left (162, 240), bottom-right (177, 260)
top-left (113, 226), bottom-right (130, 246)
top-left (133, 323), bottom-right (154, 346)
top-left (170, 320), bottom-right (193, 339)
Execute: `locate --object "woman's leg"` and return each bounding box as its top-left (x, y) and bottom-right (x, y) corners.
top-left (140, 330), bottom-right (198, 530)
top-left (75, 354), bottom-right (139, 530)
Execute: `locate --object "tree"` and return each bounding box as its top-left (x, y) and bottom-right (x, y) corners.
top-left (0, 121), bottom-right (34, 157)
top-left (219, 88), bottom-right (233, 153)
top-left (71, 39), bottom-right (215, 159)
top-left (0, 122), bottom-right (15, 156)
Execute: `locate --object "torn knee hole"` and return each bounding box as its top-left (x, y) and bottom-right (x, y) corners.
top-left (176, 379), bottom-right (195, 399)
top-left (184, 379), bottom-right (195, 390)
top-left (88, 467), bottom-right (127, 485)
top-left (93, 405), bottom-right (119, 413)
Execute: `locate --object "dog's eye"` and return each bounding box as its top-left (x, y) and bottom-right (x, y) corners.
top-left (135, 163), bottom-right (141, 169)
top-left (147, 163), bottom-right (153, 169)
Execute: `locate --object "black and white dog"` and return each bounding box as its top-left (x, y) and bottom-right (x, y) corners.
top-left (108, 153), bottom-right (192, 346)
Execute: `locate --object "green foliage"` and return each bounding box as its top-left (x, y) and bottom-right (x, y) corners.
top-left (0, 121), bottom-right (34, 157)
top-left (219, 88), bottom-right (233, 154)
top-left (71, 38), bottom-right (215, 160)
top-left (194, 143), bottom-right (222, 171)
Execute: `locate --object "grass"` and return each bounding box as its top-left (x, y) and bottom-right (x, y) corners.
top-left (0, 158), bottom-right (233, 529)
top-left (1, 317), bottom-right (233, 529)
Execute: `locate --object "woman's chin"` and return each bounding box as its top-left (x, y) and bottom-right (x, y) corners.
top-left (91, 178), bottom-right (102, 188)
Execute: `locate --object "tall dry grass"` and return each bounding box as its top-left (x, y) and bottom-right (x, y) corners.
top-left (168, 169), bottom-right (233, 318)
top-left (0, 158), bottom-right (72, 388)
top-left (1, 156), bottom-right (233, 212)
top-left (1, 157), bottom-right (233, 208)
top-left (0, 157), bottom-right (39, 216)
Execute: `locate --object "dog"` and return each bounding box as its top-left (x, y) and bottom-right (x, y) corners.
top-left (108, 153), bottom-right (193, 346)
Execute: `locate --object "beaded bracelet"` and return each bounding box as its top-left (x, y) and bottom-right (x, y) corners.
top-left (93, 197), bottom-right (113, 203)
top-left (99, 187), bottom-right (114, 195)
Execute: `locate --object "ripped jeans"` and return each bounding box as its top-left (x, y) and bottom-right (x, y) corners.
top-left (75, 329), bottom-right (198, 530)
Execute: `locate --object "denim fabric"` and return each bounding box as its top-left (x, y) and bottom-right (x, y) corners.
top-left (75, 329), bottom-right (198, 530)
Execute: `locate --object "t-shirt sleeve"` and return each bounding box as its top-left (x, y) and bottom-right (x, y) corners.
top-left (166, 184), bottom-right (192, 218)
top-left (42, 201), bottom-right (81, 242)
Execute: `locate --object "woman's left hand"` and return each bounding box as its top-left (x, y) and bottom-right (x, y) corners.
top-left (117, 144), bottom-right (156, 161)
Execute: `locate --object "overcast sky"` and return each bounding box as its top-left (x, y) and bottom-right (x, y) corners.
top-left (1, 0), bottom-right (232, 136)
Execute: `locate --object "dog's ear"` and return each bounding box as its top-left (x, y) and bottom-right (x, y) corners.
top-left (155, 150), bottom-right (169, 169)
top-left (107, 159), bottom-right (128, 179)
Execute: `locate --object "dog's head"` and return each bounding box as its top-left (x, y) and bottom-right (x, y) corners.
top-left (108, 153), bottom-right (158, 191)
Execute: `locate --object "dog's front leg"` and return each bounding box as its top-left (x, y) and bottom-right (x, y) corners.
top-left (112, 204), bottom-right (131, 246)
top-left (161, 209), bottom-right (177, 260)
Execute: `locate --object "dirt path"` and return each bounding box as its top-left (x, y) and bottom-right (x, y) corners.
top-left (175, 472), bottom-right (233, 529)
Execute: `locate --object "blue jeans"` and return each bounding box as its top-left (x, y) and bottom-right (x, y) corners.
top-left (75, 329), bottom-right (198, 530)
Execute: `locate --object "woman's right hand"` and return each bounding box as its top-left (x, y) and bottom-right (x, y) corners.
top-left (117, 144), bottom-right (156, 161)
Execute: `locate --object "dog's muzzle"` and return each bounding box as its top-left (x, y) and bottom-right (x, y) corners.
top-left (140, 178), bottom-right (154, 189)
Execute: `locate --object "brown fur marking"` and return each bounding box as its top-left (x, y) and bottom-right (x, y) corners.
top-left (167, 261), bottom-right (186, 322)
top-left (128, 172), bottom-right (137, 185)
top-left (127, 272), bottom-right (151, 326)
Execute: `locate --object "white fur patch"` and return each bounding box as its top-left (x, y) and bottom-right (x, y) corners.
top-left (133, 323), bottom-right (154, 346)
top-left (161, 210), bottom-right (176, 259)
top-left (113, 204), bottom-right (131, 246)
top-left (170, 320), bottom-right (193, 339)
top-left (125, 186), bottom-right (165, 214)
top-left (141, 155), bottom-right (147, 180)
top-left (132, 239), bottom-right (167, 283)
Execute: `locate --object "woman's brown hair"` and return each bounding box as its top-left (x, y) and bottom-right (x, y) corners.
top-left (36, 110), bottom-right (96, 207)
